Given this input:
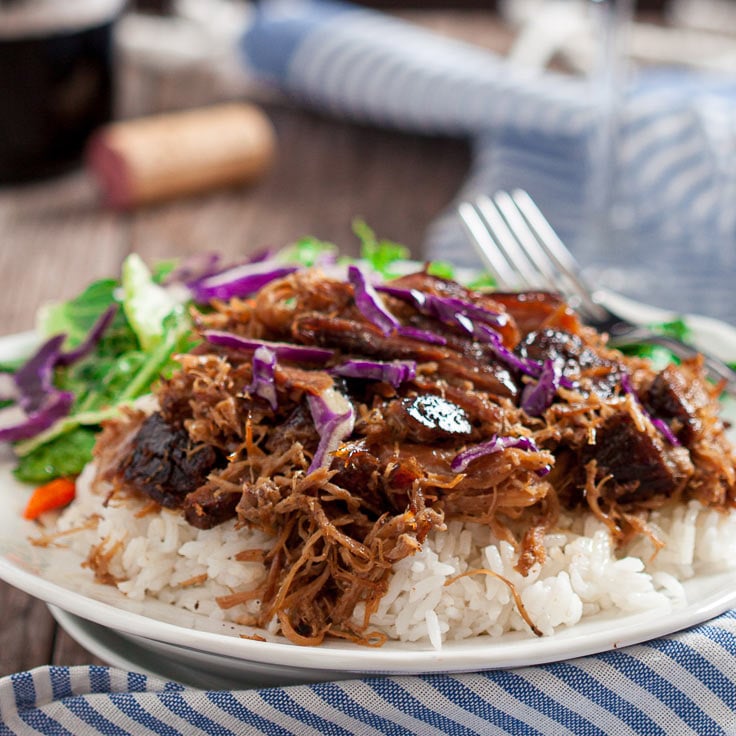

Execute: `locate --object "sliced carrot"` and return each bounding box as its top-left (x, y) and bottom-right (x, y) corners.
top-left (23, 478), bottom-right (76, 520)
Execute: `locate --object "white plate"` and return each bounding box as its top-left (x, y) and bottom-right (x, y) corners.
top-left (49, 606), bottom-right (346, 689)
top-left (3, 302), bottom-right (736, 682)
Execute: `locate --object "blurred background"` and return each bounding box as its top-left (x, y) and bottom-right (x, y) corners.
top-left (1, 0), bottom-right (736, 329)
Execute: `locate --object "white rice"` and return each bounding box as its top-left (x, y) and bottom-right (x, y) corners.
top-left (57, 462), bottom-right (736, 648)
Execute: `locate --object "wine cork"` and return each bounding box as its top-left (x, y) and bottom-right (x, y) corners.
top-left (86, 103), bottom-right (276, 209)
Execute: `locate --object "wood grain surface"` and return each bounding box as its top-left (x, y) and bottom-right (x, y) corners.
top-left (0, 9), bottom-right (504, 678)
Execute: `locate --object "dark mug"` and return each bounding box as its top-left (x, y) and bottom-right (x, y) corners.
top-left (0, 0), bottom-right (125, 184)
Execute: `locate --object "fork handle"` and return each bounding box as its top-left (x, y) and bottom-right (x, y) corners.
top-left (608, 331), bottom-right (736, 395)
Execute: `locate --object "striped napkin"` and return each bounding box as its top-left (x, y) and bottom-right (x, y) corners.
top-left (2, 609), bottom-right (736, 736)
top-left (241, 0), bottom-right (736, 323)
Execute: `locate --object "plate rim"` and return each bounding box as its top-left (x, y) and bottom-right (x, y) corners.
top-left (4, 545), bottom-right (736, 673)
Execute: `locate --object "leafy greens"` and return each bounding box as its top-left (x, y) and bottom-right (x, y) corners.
top-left (10, 254), bottom-right (194, 481)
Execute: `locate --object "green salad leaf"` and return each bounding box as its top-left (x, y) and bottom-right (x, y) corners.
top-left (38, 278), bottom-right (121, 348)
top-left (15, 309), bottom-right (193, 459)
top-left (150, 259), bottom-right (178, 284)
top-left (619, 318), bottom-right (693, 368)
top-left (466, 272), bottom-right (497, 291)
top-left (276, 237), bottom-right (338, 267)
top-left (118, 309), bottom-right (194, 402)
top-left (352, 219), bottom-right (410, 277)
top-left (13, 427), bottom-right (97, 484)
top-left (122, 253), bottom-right (186, 351)
top-left (425, 261), bottom-right (456, 280)
top-left (0, 358), bottom-right (24, 373)
top-left (12, 255), bottom-right (195, 475)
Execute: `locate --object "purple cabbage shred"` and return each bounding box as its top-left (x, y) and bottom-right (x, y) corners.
top-left (520, 359), bottom-right (562, 416)
top-left (347, 266), bottom-right (399, 336)
top-left (307, 388), bottom-right (355, 472)
top-left (620, 373), bottom-right (681, 446)
top-left (376, 285), bottom-right (508, 331)
top-left (190, 264), bottom-right (298, 302)
top-left (396, 326), bottom-right (447, 345)
top-left (1, 305), bottom-right (117, 443)
top-left (0, 390), bottom-right (74, 443)
top-left (203, 330), bottom-right (334, 363)
top-left (451, 434), bottom-right (546, 474)
top-left (56, 305), bottom-right (118, 367)
top-left (248, 346), bottom-right (278, 410)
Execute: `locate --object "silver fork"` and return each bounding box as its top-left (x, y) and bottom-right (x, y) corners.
top-left (458, 189), bottom-right (736, 394)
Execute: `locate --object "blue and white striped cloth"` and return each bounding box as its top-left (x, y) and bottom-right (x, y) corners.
top-left (241, 0), bottom-right (736, 323)
top-left (2, 609), bottom-right (736, 735)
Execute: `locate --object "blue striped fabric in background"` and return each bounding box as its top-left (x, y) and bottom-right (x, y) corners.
top-left (2, 610), bottom-right (736, 735)
top-left (3, 3), bottom-right (736, 734)
top-left (241, 0), bottom-right (736, 323)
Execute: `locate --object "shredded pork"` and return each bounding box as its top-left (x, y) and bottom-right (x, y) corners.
top-left (92, 268), bottom-right (736, 644)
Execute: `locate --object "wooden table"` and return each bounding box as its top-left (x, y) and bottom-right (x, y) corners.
top-left (0, 9), bottom-right (511, 679)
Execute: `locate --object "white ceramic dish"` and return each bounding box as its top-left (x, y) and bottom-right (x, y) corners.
top-left (3, 297), bottom-right (736, 683)
top-left (48, 606), bottom-right (345, 689)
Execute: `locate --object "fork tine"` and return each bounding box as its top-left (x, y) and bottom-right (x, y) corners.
top-left (509, 189), bottom-right (608, 320)
top-left (474, 194), bottom-right (546, 291)
top-left (457, 201), bottom-right (517, 289)
top-left (490, 191), bottom-right (567, 293)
